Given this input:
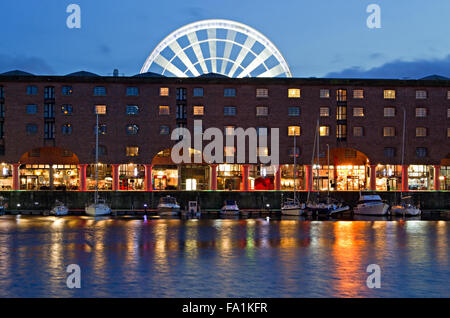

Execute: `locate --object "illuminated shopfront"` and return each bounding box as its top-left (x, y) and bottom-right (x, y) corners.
top-left (280, 164), bottom-right (303, 190)
top-left (152, 166), bottom-right (178, 190)
top-left (217, 164), bottom-right (242, 190)
top-left (335, 165), bottom-right (367, 191)
top-left (52, 165), bottom-right (79, 190)
top-left (19, 164), bottom-right (78, 190)
top-left (180, 164), bottom-right (209, 190)
top-left (119, 164), bottom-right (145, 190)
top-left (408, 165), bottom-right (433, 190)
top-left (87, 164), bottom-right (112, 190)
top-left (312, 165), bottom-right (334, 191)
top-left (375, 165), bottom-right (401, 191)
top-left (249, 165), bottom-right (275, 190)
top-left (441, 166), bottom-right (450, 190)
top-left (0, 163), bottom-right (12, 190)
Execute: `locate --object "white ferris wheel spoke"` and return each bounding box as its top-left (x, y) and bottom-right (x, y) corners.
top-left (187, 32), bottom-right (209, 74)
top-left (257, 64), bottom-right (285, 78)
top-left (207, 28), bottom-right (217, 73)
top-left (220, 30), bottom-right (237, 75)
top-left (227, 37), bottom-right (256, 77)
top-left (238, 47), bottom-right (272, 78)
top-left (153, 54), bottom-right (187, 77)
top-left (168, 41), bottom-right (200, 77)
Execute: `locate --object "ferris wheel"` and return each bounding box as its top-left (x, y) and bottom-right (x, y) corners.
top-left (140, 19), bottom-right (292, 78)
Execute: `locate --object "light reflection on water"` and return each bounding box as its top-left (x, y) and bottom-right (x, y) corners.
top-left (0, 215), bottom-right (449, 297)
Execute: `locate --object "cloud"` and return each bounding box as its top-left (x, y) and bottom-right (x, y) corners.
top-left (326, 55), bottom-right (450, 79)
top-left (0, 54), bottom-right (54, 75)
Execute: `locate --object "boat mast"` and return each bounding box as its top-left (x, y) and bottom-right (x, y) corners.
top-left (327, 143), bottom-right (330, 204)
top-left (293, 131), bottom-right (297, 202)
top-left (307, 119), bottom-right (319, 203)
top-left (316, 119), bottom-right (320, 197)
top-left (95, 112), bottom-right (99, 205)
top-left (400, 107), bottom-right (406, 200)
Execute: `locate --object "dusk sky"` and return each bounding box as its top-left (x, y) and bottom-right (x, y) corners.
top-left (1, 0), bottom-right (449, 78)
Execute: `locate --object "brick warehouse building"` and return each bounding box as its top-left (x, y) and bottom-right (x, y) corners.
top-left (0, 70), bottom-right (449, 193)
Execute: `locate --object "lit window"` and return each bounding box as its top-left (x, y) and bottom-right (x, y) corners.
top-left (383, 127), bottom-right (395, 137)
top-left (288, 88), bottom-right (300, 98)
top-left (258, 147), bottom-right (269, 157)
top-left (384, 147), bottom-right (395, 158)
top-left (448, 108), bottom-right (450, 118)
top-left (26, 104), bottom-right (37, 114)
top-left (95, 105), bottom-right (107, 115)
top-left (193, 87), bottom-right (204, 97)
top-left (126, 146), bottom-right (139, 157)
top-left (320, 89), bottom-right (329, 98)
top-left (353, 89), bottom-right (364, 99)
top-left (62, 124), bottom-right (72, 135)
top-left (224, 146), bottom-right (235, 157)
top-left (126, 105), bottom-right (139, 115)
top-left (62, 86), bottom-right (73, 96)
top-left (159, 105), bottom-right (170, 115)
top-left (353, 107), bottom-right (364, 117)
top-left (94, 86), bottom-right (106, 96)
top-left (159, 126), bottom-right (170, 135)
top-left (337, 124), bottom-right (347, 139)
top-left (288, 126), bottom-right (300, 136)
top-left (224, 106), bottom-right (236, 116)
top-left (61, 105), bottom-right (73, 115)
top-left (447, 91), bottom-right (450, 100)
top-left (415, 90), bottom-right (427, 99)
top-left (416, 147), bottom-right (427, 158)
top-left (224, 126), bottom-right (235, 135)
top-left (126, 87), bottom-right (139, 96)
top-left (416, 127), bottom-right (427, 137)
top-left (415, 107), bottom-right (427, 117)
top-left (336, 89), bottom-right (347, 101)
top-left (160, 87), bottom-right (169, 96)
top-left (224, 88), bottom-right (236, 97)
top-left (193, 106), bottom-right (204, 115)
top-left (337, 106), bottom-right (347, 120)
top-left (319, 126), bottom-right (329, 136)
top-left (320, 107), bottom-right (329, 117)
top-left (257, 127), bottom-right (267, 136)
top-left (384, 107), bottom-right (396, 117)
top-left (447, 127), bottom-right (450, 137)
top-left (288, 107), bottom-right (300, 116)
top-left (353, 126), bottom-right (364, 137)
top-left (256, 106), bottom-right (268, 116)
top-left (27, 85), bottom-right (37, 95)
top-left (384, 89), bottom-right (396, 99)
top-left (256, 88), bottom-right (269, 98)
top-left (126, 124), bottom-right (139, 135)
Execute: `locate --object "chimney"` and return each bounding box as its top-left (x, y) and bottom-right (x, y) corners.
top-left (113, 69), bottom-right (119, 77)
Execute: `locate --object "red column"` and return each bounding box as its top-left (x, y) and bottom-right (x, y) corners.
top-left (242, 165), bottom-right (250, 191)
top-left (78, 164), bottom-right (87, 191)
top-left (434, 165), bottom-right (441, 191)
top-left (145, 164), bottom-right (153, 191)
top-left (210, 164), bottom-right (217, 190)
top-left (275, 165), bottom-right (281, 190)
top-left (305, 165), bottom-right (312, 192)
top-left (370, 165), bottom-right (377, 191)
top-left (401, 165), bottom-right (409, 192)
top-left (112, 164), bottom-right (120, 191)
top-left (12, 163), bottom-right (20, 190)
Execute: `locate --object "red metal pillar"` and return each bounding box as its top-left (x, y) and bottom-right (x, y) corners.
top-left (305, 165), bottom-right (312, 192)
top-left (434, 165), bottom-right (441, 191)
top-left (370, 165), bottom-right (377, 191)
top-left (210, 164), bottom-right (217, 190)
top-left (401, 164), bottom-right (409, 192)
top-left (112, 164), bottom-right (120, 191)
top-left (145, 164), bottom-right (153, 191)
top-left (78, 164), bottom-right (87, 191)
top-left (275, 165), bottom-right (281, 190)
top-left (12, 163), bottom-right (20, 190)
top-left (242, 165), bottom-right (249, 191)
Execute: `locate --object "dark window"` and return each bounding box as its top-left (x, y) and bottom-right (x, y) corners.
top-left (26, 124), bottom-right (38, 135)
top-left (176, 88), bottom-right (187, 101)
top-left (0, 145), bottom-right (4, 155)
top-left (176, 104), bottom-right (187, 119)
top-left (62, 86), bottom-right (73, 96)
top-left (0, 103), bottom-right (4, 118)
top-left (224, 88), bottom-right (236, 97)
top-left (26, 104), bottom-right (37, 114)
top-left (61, 105), bottom-right (72, 115)
top-left (193, 87), bottom-right (204, 97)
top-left (44, 122), bottom-right (55, 139)
top-left (30, 148), bottom-right (40, 157)
top-left (416, 147), bottom-right (427, 158)
top-left (44, 103), bottom-right (55, 119)
top-left (0, 86), bottom-right (4, 98)
top-left (62, 124), bottom-right (72, 135)
top-left (126, 124), bottom-right (139, 135)
top-left (44, 86), bottom-right (55, 99)
top-left (0, 122), bottom-right (3, 139)
top-left (224, 106), bottom-right (236, 116)
top-left (288, 107), bottom-right (300, 116)
top-left (95, 124), bottom-right (107, 135)
top-left (93, 146), bottom-right (107, 156)
top-left (336, 89), bottom-right (347, 102)
top-left (159, 126), bottom-right (170, 135)
top-left (94, 86), bottom-right (106, 96)
top-left (126, 105), bottom-right (139, 115)
top-left (384, 147), bottom-right (395, 158)
top-left (288, 147), bottom-right (300, 157)
top-left (27, 85), bottom-right (38, 95)
top-left (126, 87), bottom-right (139, 96)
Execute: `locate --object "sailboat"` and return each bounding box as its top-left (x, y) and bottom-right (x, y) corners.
top-left (50, 200), bottom-right (69, 216)
top-left (85, 112), bottom-right (111, 216)
top-left (281, 127), bottom-right (305, 216)
top-left (390, 108), bottom-right (421, 216)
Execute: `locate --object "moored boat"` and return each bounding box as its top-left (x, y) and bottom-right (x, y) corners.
top-left (281, 198), bottom-right (305, 216)
top-left (50, 200), bottom-right (69, 216)
top-left (86, 199), bottom-right (111, 216)
top-left (353, 194), bottom-right (389, 216)
top-left (390, 197), bottom-right (421, 216)
top-left (220, 200), bottom-right (240, 215)
top-left (157, 195), bottom-right (181, 216)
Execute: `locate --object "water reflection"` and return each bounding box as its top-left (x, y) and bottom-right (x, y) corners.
top-left (0, 215), bottom-right (449, 297)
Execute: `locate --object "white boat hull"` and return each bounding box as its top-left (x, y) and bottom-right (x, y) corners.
top-left (85, 203), bottom-right (111, 216)
top-left (281, 207), bottom-right (304, 216)
top-left (50, 206), bottom-right (69, 216)
top-left (391, 206), bottom-right (421, 216)
top-left (220, 208), bottom-right (240, 215)
top-left (329, 206), bottom-right (350, 216)
top-left (353, 202), bottom-right (389, 216)
top-left (157, 204), bottom-right (180, 216)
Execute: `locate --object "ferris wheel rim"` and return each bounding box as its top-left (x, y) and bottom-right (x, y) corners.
top-left (140, 19), bottom-right (292, 78)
